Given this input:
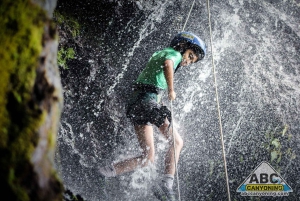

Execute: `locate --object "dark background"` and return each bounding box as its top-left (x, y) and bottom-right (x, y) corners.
top-left (54, 0), bottom-right (300, 200)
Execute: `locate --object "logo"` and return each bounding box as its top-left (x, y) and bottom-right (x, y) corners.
top-left (237, 161), bottom-right (292, 197)
top-left (181, 33), bottom-right (194, 40)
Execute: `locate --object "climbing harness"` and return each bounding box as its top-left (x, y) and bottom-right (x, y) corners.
top-left (170, 0), bottom-right (232, 201)
top-left (207, 0), bottom-right (231, 200)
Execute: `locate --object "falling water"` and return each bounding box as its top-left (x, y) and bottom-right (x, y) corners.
top-left (55, 0), bottom-right (300, 200)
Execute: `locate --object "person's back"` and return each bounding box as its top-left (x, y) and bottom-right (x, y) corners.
top-left (136, 47), bottom-right (182, 90)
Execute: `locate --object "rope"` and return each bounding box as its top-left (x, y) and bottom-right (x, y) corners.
top-left (181, 0), bottom-right (196, 32)
top-left (169, 2), bottom-right (196, 200)
top-left (173, 1), bottom-right (231, 200)
top-left (206, 0), bottom-right (231, 200)
top-left (170, 0), bottom-right (195, 201)
top-left (170, 100), bottom-right (181, 201)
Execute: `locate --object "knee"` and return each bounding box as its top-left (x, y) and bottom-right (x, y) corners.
top-left (167, 133), bottom-right (183, 150)
top-left (175, 135), bottom-right (183, 150)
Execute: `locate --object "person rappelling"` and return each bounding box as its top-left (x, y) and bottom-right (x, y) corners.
top-left (98, 31), bottom-right (206, 201)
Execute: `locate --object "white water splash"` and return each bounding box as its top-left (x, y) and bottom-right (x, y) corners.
top-left (107, 1), bottom-right (170, 96)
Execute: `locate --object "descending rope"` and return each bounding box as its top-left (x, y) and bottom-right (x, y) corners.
top-left (181, 0), bottom-right (196, 32)
top-left (170, 101), bottom-right (181, 201)
top-left (206, 0), bottom-right (231, 200)
top-left (173, 1), bottom-right (231, 201)
top-left (170, 1), bottom-right (196, 201)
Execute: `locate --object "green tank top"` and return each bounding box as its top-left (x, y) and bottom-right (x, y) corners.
top-left (136, 47), bottom-right (182, 90)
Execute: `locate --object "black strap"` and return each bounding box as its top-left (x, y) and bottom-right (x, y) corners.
top-left (160, 105), bottom-right (172, 124)
top-left (132, 83), bottom-right (162, 94)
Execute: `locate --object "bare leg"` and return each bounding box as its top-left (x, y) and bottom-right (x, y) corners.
top-left (159, 118), bottom-right (183, 176)
top-left (114, 124), bottom-right (155, 175)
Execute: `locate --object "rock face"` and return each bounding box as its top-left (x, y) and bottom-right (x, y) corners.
top-left (55, 0), bottom-right (300, 200)
top-left (0, 0), bottom-right (64, 200)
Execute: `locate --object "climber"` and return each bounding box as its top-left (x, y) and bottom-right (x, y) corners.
top-left (98, 31), bottom-right (206, 201)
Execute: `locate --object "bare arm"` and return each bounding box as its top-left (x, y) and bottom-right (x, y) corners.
top-left (163, 59), bottom-right (176, 100)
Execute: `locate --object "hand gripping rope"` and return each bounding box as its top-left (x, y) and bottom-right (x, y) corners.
top-left (170, 0), bottom-right (231, 200)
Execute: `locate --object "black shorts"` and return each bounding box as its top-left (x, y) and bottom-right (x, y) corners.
top-left (126, 91), bottom-right (171, 128)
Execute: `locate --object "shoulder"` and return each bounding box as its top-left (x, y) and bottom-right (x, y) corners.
top-left (163, 47), bottom-right (182, 60)
top-left (161, 47), bottom-right (180, 56)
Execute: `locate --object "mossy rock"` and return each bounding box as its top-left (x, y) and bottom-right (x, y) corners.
top-left (0, 0), bottom-right (64, 200)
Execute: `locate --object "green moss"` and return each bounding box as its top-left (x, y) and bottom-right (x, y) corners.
top-left (264, 125), bottom-right (295, 165)
top-left (282, 125), bottom-right (288, 136)
top-left (57, 47), bottom-right (75, 69)
top-left (54, 11), bottom-right (80, 38)
top-left (53, 11), bottom-right (79, 70)
top-left (0, 0), bottom-right (50, 199)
